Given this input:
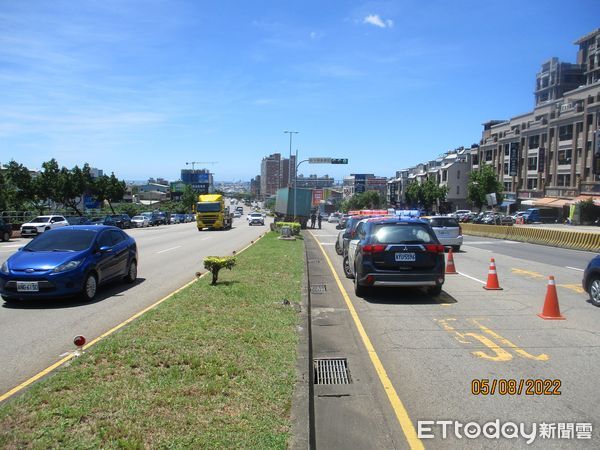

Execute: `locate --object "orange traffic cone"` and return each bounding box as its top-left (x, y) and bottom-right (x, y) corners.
top-left (483, 258), bottom-right (503, 290)
top-left (445, 248), bottom-right (458, 274)
top-left (538, 276), bottom-right (565, 320)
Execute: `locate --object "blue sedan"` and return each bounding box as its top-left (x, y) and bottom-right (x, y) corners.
top-left (0, 226), bottom-right (138, 303)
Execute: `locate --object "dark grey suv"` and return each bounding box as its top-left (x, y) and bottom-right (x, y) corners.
top-left (346, 217), bottom-right (445, 297)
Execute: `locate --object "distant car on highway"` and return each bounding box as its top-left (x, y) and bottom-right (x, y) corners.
top-left (131, 215), bottom-right (150, 227)
top-left (248, 212), bottom-right (265, 226)
top-left (0, 226), bottom-right (138, 303)
top-left (109, 214), bottom-right (132, 229)
top-left (583, 255), bottom-right (600, 307)
top-left (20, 215), bottom-right (69, 238)
top-left (65, 216), bottom-right (92, 226)
top-left (89, 216), bottom-right (118, 227)
top-left (233, 211), bottom-right (242, 218)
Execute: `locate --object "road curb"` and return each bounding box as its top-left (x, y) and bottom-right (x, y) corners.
top-left (289, 234), bottom-right (311, 450)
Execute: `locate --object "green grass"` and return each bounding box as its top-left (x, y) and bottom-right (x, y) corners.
top-left (0, 232), bottom-right (304, 449)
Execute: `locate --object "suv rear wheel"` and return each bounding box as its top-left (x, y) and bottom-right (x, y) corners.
top-left (353, 267), bottom-right (366, 297)
top-left (589, 275), bottom-right (600, 307)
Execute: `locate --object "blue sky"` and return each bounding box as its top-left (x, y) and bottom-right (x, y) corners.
top-left (1, 1), bottom-right (598, 182)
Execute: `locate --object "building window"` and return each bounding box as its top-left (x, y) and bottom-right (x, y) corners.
top-left (528, 135), bottom-right (540, 149)
top-left (557, 149), bottom-right (572, 165)
top-left (485, 150), bottom-right (493, 162)
top-left (576, 122), bottom-right (583, 134)
top-left (456, 185), bottom-right (459, 195)
top-left (527, 178), bottom-right (538, 190)
top-left (527, 157), bottom-right (538, 171)
top-left (504, 182), bottom-right (511, 191)
top-left (557, 174), bottom-right (571, 186)
top-left (457, 170), bottom-right (460, 180)
top-left (504, 144), bottom-right (510, 156)
top-left (558, 125), bottom-right (573, 141)
top-left (472, 154), bottom-right (479, 165)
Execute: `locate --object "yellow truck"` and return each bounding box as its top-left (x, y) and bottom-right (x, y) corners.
top-left (196, 194), bottom-right (233, 231)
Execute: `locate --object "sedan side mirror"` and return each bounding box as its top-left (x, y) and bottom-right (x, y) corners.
top-left (99, 246), bottom-right (113, 253)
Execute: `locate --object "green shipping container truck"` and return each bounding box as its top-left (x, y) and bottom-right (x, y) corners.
top-left (275, 187), bottom-right (313, 228)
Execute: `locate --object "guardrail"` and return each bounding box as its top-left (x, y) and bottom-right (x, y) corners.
top-left (461, 223), bottom-right (600, 253)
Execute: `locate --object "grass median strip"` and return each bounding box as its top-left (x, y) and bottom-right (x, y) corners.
top-left (0, 232), bottom-right (304, 448)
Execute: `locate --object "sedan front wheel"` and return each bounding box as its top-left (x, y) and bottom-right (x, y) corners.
top-left (82, 273), bottom-right (98, 301)
top-left (589, 276), bottom-right (600, 307)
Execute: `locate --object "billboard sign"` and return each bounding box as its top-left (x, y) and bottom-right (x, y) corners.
top-left (509, 142), bottom-right (519, 176)
top-left (312, 189), bottom-right (324, 206)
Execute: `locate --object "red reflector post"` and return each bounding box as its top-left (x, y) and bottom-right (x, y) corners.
top-left (73, 335), bottom-right (86, 347)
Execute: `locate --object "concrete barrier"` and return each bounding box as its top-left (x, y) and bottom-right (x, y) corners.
top-left (461, 224), bottom-right (600, 253)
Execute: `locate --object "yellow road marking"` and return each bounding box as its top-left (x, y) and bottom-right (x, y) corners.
top-left (0, 233), bottom-right (266, 403)
top-left (511, 268), bottom-right (545, 279)
top-left (470, 319), bottom-right (549, 361)
top-left (557, 284), bottom-right (585, 294)
top-left (310, 232), bottom-right (425, 450)
top-left (437, 318), bottom-right (549, 362)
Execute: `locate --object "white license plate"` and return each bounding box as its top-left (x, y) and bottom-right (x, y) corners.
top-left (17, 281), bottom-right (39, 292)
top-left (395, 252), bottom-right (416, 262)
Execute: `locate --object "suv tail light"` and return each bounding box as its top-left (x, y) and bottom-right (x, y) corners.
top-left (362, 244), bottom-right (386, 254)
top-left (425, 244), bottom-right (445, 253)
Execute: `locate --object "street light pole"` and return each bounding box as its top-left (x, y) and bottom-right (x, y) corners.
top-left (284, 131), bottom-right (298, 188)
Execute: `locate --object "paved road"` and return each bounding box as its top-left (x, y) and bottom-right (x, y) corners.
top-left (0, 212), bottom-right (270, 395)
top-left (310, 222), bottom-right (600, 448)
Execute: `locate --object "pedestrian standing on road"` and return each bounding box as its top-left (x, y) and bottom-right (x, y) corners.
top-left (310, 212), bottom-right (316, 229)
top-left (317, 214), bottom-right (322, 229)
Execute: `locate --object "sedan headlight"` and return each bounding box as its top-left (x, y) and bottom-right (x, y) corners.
top-left (53, 260), bottom-right (82, 273)
top-left (0, 261), bottom-right (8, 274)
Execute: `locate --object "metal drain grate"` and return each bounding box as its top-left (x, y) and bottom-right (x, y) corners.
top-left (310, 284), bottom-right (327, 294)
top-left (307, 258), bottom-right (321, 264)
top-left (314, 358), bottom-right (351, 385)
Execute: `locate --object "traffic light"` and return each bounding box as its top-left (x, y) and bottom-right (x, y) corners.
top-left (331, 158), bottom-right (348, 164)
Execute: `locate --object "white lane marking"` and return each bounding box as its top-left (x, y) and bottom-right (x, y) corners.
top-left (565, 266), bottom-right (584, 272)
top-left (319, 242), bottom-right (335, 246)
top-left (0, 244), bottom-right (22, 248)
top-left (201, 237), bottom-right (212, 241)
top-left (462, 245), bottom-right (492, 253)
top-left (457, 271), bottom-right (486, 285)
top-left (157, 246), bottom-right (182, 254)
top-left (313, 234), bottom-right (338, 237)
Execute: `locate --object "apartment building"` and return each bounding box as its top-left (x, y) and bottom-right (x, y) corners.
top-left (259, 153), bottom-right (296, 199)
top-left (472, 28), bottom-right (600, 211)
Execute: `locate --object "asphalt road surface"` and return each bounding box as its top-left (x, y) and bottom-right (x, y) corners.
top-left (0, 212), bottom-right (269, 395)
top-left (310, 222), bottom-right (600, 448)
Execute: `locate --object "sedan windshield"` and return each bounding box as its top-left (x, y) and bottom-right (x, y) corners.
top-left (132, 216), bottom-right (145, 220)
top-left (25, 229), bottom-right (97, 252)
top-left (197, 202), bottom-right (221, 212)
top-left (31, 217), bottom-right (50, 223)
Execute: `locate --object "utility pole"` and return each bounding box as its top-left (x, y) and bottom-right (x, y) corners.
top-left (284, 131), bottom-right (298, 188)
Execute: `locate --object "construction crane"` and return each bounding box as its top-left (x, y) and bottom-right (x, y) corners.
top-left (185, 161), bottom-right (218, 170)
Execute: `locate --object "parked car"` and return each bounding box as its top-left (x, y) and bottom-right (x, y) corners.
top-left (131, 215), bottom-right (150, 227)
top-left (481, 213), bottom-right (514, 226)
top-left (0, 217), bottom-right (13, 242)
top-left (421, 216), bottom-right (463, 252)
top-left (65, 216), bottom-right (92, 226)
top-left (185, 214), bottom-right (195, 222)
top-left (141, 212), bottom-right (161, 226)
top-left (328, 213), bottom-right (340, 223)
top-left (110, 214), bottom-right (132, 229)
top-left (583, 254), bottom-right (600, 307)
top-left (522, 207), bottom-right (561, 224)
top-left (0, 226), bottom-right (138, 302)
top-left (89, 216), bottom-right (118, 226)
top-left (20, 215), bottom-right (69, 238)
top-left (248, 212), bottom-right (265, 226)
top-left (346, 217), bottom-right (445, 297)
top-left (336, 215), bottom-right (371, 256)
top-left (170, 214), bottom-right (186, 224)
top-left (236, 206), bottom-right (244, 214)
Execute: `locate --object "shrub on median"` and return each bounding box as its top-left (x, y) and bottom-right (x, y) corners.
top-left (274, 222), bottom-right (300, 235)
top-left (203, 256), bottom-right (236, 285)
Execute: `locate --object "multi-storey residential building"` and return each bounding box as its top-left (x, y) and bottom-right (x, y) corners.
top-left (472, 28), bottom-right (600, 213)
top-left (343, 174), bottom-right (387, 199)
top-left (260, 153), bottom-right (281, 199)
top-left (250, 175), bottom-right (261, 197)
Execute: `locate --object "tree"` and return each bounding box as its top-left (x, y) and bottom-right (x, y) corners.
top-left (4, 161), bottom-right (34, 211)
top-left (181, 184), bottom-right (197, 213)
top-left (54, 163), bottom-right (93, 215)
top-left (340, 191), bottom-right (385, 212)
top-left (405, 180), bottom-right (422, 207)
top-left (93, 173), bottom-right (126, 213)
top-left (467, 164), bottom-right (504, 212)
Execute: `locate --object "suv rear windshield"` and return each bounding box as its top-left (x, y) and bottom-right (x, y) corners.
top-left (371, 223), bottom-right (435, 244)
top-left (429, 218), bottom-right (459, 228)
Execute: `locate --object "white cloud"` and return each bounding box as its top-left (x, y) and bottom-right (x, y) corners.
top-left (363, 14), bottom-right (394, 29)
